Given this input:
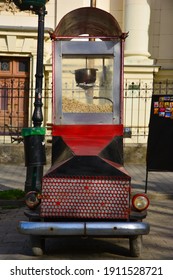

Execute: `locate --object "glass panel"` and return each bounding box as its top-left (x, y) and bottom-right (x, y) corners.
top-left (0, 61), bottom-right (10, 71)
top-left (19, 61), bottom-right (29, 72)
top-left (0, 88), bottom-right (8, 110)
top-left (62, 57), bottom-right (113, 114)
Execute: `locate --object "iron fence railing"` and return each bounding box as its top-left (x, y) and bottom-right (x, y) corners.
top-left (0, 79), bottom-right (173, 144)
top-left (123, 80), bottom-right (173, 143)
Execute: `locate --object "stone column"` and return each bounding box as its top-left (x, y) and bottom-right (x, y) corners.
top-left (124, 0), bottom-right (153, 64)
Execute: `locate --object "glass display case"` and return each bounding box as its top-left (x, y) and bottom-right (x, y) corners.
top-left (53, 41), bottom-right (122, 124)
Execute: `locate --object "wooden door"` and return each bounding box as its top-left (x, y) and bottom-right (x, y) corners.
top-left (0, 57), bottom-right (30, 134)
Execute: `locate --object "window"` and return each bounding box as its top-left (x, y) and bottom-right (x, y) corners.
top-left (0, 87), bottom-right (8, 110)
top-left (19, 60), bottom-right (29, 72)
top-left (0, 61), bottom-right (10, 71)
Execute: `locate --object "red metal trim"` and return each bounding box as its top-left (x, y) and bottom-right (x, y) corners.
top-left (52, 124), bottom-right (123, 136)
top-left (51, 34), bottom-right (128, 41)
top-left (52, 124), bottom-right (123, 155)
top-left (52, 35), bottom-right (121, 40)
top-left (52, 42), bottom-right (56, 123)
top-left (120, 39), bottom-right (125, 124)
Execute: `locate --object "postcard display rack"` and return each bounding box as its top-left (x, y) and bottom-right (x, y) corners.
top-left (146, 94), bottom-right (173, 191)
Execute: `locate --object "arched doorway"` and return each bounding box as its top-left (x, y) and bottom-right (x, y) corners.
top-left (0, 56), bottom-right (30, 138)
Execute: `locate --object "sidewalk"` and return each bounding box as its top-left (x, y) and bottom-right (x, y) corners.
top-left (0, 163), bottom-right (173, 259)
top-left (0, 163), bottom-right (173, 198)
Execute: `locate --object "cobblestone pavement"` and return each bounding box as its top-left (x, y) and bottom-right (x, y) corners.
top-left (0, 164), bottom-right (173, 260)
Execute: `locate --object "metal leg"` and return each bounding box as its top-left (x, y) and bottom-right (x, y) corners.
top-left (145, 167), bottom-right (148, 193)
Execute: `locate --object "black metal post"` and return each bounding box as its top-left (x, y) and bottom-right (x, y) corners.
top-left (32, 6), bottom-right (46, 127)
top-left (25, 6), bottom-right (47, 192)
top-left (12, 2), bottom-right (47, 193)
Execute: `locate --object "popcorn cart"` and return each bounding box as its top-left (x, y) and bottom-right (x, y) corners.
top-left (18, 6), bottom-right (150, 257)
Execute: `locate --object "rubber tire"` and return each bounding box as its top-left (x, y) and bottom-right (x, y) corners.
top-left (30, 235), bottom-right (45, 256)
top-left (129, 235), bottom-right (142, 257)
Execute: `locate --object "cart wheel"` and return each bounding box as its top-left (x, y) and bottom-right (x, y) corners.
top-left (30, 235), bottom-right (45, 256)
top-left (129, 235), bottom-right (142, 257)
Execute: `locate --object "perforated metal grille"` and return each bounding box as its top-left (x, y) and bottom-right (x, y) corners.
top-left (41, 176), bottom-right (130, 219)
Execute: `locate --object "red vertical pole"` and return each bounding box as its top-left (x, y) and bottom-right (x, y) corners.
top-left (120, 38), bottom-right (125, 125)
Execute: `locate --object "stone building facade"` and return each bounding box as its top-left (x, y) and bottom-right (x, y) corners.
top-left (0, 0), bottom-right (173, 145)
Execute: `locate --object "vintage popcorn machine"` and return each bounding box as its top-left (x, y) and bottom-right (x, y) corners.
top-left (18, 6), bottom-right (150, 257)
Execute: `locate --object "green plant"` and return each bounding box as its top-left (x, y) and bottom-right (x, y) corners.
top-left (0, 189), bottom-right (25, 200)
